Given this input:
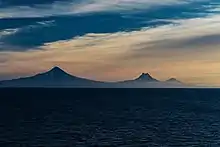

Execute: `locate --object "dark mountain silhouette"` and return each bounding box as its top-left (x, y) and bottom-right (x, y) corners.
top-left (28, 66), bottom-right (89, 82)
top-left (135, 73), bottom-right (158, 82)
top-left (118, 73), bottom-right (159, 84)
top-left (0, 67), bottom-right (106, 87)
top-left (166, 78), bottom-right (182, 83)
top-left (0, 66), bottom-right (188, 88)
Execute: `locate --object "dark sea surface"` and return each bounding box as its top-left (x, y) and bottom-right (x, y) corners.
top-left (1, 89), bottom-right (220, 147)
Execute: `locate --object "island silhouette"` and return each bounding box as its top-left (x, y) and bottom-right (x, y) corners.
top-left (0, 66), bottom-right (186, 88)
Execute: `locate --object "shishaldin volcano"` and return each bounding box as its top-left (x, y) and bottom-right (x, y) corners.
top-left (0, 66), bottom-right (187, 88)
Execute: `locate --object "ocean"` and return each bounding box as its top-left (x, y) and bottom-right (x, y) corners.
top-left (0, 89), bottom-right (220, 146)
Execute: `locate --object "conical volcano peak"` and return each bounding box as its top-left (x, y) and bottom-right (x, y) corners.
top-left (135, 73), bottom-right (158, 81)
top-left (42, 66), bottom-right (71, 79)
top-left (141, 73), bottom-right (151, 77)
top-left (48, 66), bottom-right (68, 74)
top-left (26, 66), bottom-right (93, 82)
top-left (168, 78), bottom-right (177, 81)
top-left (50, 66), bottom-right (64, 72)
top-left (166, 78), bottom-right (182, 83)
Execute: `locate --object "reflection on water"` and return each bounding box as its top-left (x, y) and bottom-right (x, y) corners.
top-left (1, 89), bottom-right (220, 146)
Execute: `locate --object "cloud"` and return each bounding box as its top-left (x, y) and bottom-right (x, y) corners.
top-left (0, 0), bottom-right (218, 50)
top-left (69, 0), bottom-right (188, 14)
top-left (0, 28), bottom-right (18, 37)
top-left (0, 0), bottom-right (71, 6)
top-left (0, 0), bottom-right (209, 18)
top-left (0, 20), bottom-right (55, 51)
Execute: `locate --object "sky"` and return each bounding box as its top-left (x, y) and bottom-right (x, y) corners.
top-left (0, 0), bottom-right (220, 86)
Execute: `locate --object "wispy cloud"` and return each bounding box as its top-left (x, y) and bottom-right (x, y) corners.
top-left (0, 0), bottom-right (207, 18)
top-left (0, 0), bottom-right (218, 50)
top-left (0, 28), bottom-right (18, 37)
top-left (0, 20), bottom-right (55, 50)
top-left (69, 0), bottom-right (188, 14)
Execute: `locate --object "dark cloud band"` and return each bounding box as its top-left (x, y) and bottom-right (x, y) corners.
top-left (0, 0), bottom-right (71, 7)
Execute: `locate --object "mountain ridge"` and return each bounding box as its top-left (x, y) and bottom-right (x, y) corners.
top-left (0, 66), bottom-right (186, 88)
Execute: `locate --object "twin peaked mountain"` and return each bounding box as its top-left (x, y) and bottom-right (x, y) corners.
top-left (0, 66), bottom-right (183, 88)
